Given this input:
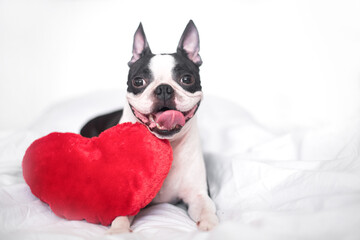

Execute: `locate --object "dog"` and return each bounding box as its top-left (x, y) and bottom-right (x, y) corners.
top-left (80, 20), bottom-right (219, 233)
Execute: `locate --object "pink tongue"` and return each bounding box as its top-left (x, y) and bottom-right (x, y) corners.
top-left (155, 110), bottom-right (185, 130)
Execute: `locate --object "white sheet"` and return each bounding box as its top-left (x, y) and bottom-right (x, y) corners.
top-left (1, 91), bottom-right (360, 240)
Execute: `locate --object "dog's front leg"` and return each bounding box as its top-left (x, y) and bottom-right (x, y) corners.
top-left (107, 216), bottom-right (134, 234)
top-left (183, 193), bottom-right (219, 231)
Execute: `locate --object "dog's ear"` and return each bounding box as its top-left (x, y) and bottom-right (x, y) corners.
top-left (177, 20), bottom-right (202, 66)
top-left (128, 23), bottom-right (152, 66)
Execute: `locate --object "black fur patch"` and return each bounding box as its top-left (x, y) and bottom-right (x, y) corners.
top-left (80, 109), bottom-right (123, 138)
top-left (171, 51), bottom-right (202, 93)
top-left (127, 53), bottom-right (155, 94)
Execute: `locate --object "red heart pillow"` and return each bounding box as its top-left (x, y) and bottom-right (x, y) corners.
top-left (22, 122), bottom-right (173, 226)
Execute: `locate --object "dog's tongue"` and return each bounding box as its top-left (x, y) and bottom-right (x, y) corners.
top-left (155, 110), bottom-right (185, 130)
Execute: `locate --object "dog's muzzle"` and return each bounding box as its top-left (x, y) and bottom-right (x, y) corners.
top-left (130, 102), bottom-right (200, 137)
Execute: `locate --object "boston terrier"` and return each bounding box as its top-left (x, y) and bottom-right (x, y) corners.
top-left (80, 20), bottom-right (219, 233)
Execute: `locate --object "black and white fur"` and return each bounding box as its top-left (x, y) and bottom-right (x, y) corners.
top-left (81, 20), bottom-right (218, 233)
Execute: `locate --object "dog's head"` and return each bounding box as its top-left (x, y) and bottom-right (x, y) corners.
top-left (126, 21), bottom-right (203, 139)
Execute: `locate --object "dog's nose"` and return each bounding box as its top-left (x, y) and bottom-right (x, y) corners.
top-left (154, 84), bottom-right (174, 101)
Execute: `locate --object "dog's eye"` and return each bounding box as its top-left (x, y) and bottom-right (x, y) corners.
top-left (180, 75), bottom-right (195, 85)
top-left (132, 77), bottom-right (146, 88)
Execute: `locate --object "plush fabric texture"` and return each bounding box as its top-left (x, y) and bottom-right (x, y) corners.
top-left (22, 122), bottom-right (173, 226)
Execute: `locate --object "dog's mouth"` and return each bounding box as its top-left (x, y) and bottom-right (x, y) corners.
top-left (130, 103), bottom-right (200, 137)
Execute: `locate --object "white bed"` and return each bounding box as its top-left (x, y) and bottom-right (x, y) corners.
top-left (1, 90), bottom-right (360, 240)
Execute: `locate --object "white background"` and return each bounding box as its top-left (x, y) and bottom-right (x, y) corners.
top-left (1, 0), bottom-right (360, 131)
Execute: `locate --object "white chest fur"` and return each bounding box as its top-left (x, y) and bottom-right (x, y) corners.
top-left (120, 105), bottom-right (207, 204)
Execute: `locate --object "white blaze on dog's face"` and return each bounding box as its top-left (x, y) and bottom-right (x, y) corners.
top-left (126, 21), bottom-right (203, 139)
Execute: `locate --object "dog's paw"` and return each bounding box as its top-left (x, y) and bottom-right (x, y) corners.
top-left (196, 213), bottom-right (219, 231)
top-left (106, 216), bottom-right (132, 235)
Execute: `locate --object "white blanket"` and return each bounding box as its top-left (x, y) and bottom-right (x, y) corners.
top-left (1, 91), bottom-right (360, 240)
